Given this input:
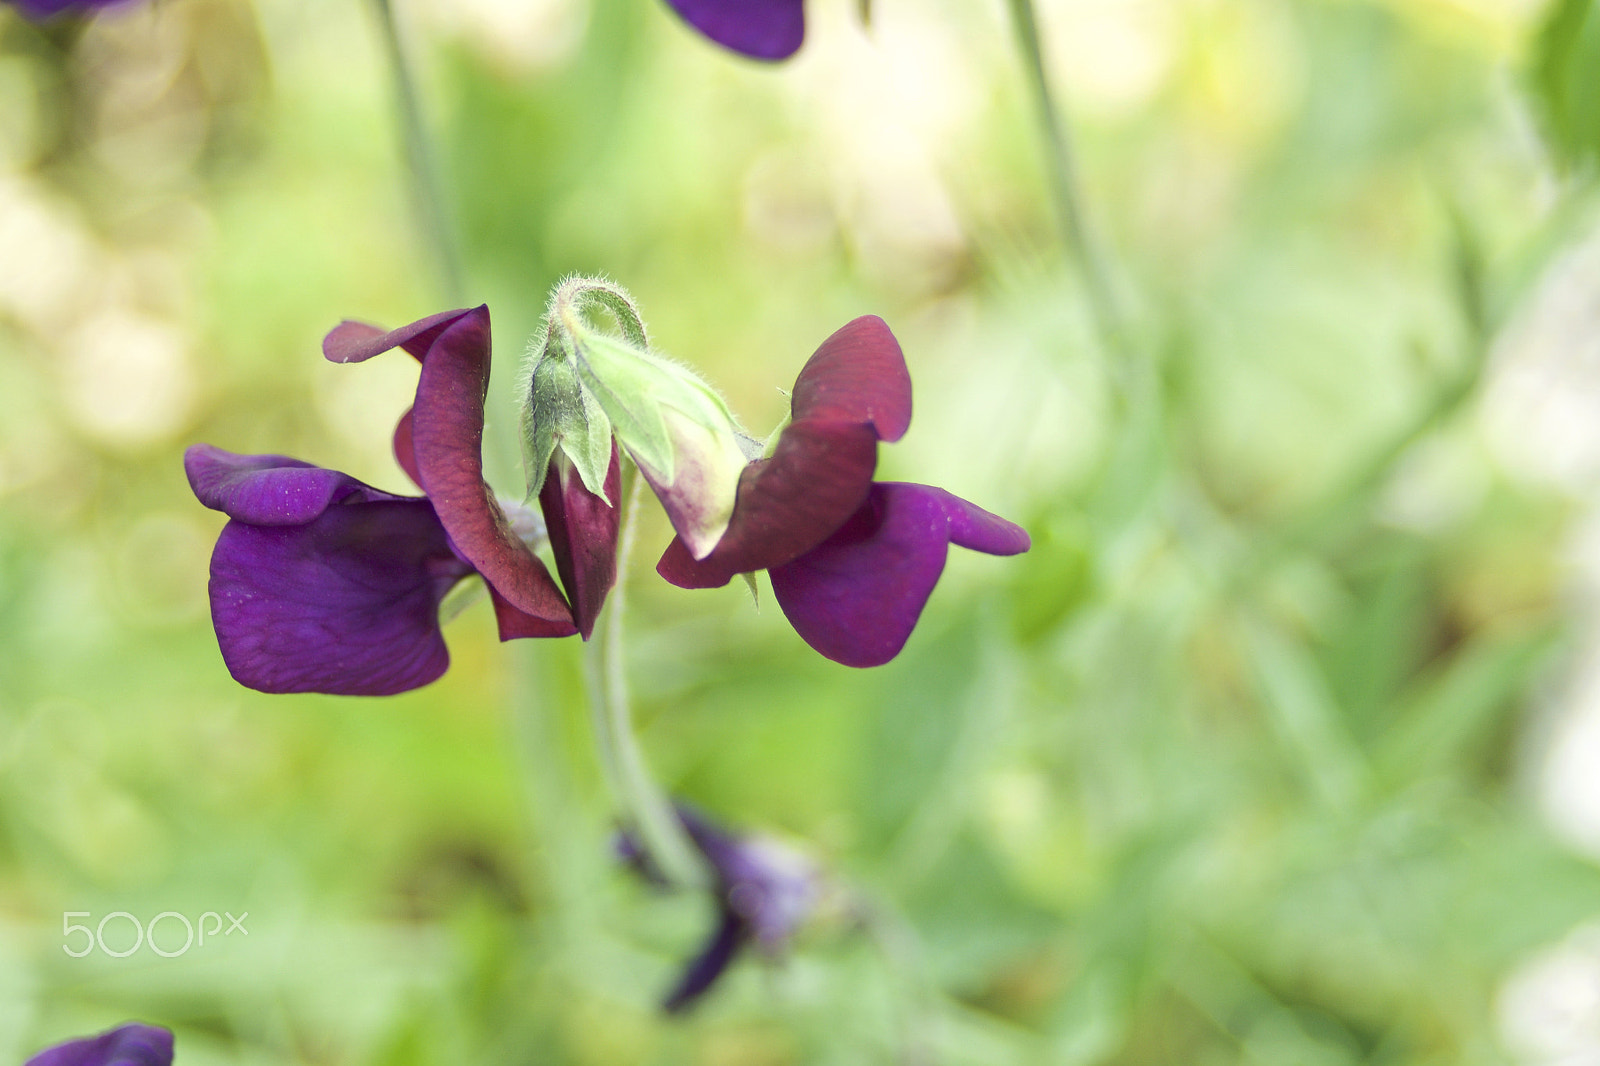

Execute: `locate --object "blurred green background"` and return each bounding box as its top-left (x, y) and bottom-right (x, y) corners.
top-left (6, 0), bottom-right (1600, 1060)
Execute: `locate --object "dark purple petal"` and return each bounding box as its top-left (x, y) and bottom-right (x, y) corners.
top-left (770, 483), bottom-right (1029, 668)
top-left (663, 908), bottom-right (747, 1013)
top-left (26, 1025), bottom-right (172, 1066)
top-left (663, 0), bottom-right (804, 60)
top-left (539, 447), bottom-right (621, 640)
top-left (209, 499), bottom-right (473, 695)
top-left (322, 308), bottom-right (476, 366)
top-left (791, 316), bottom-right (912, 443)
top-left (322, 306), bottom-right (578, 638)
top-left (656, 421), bottom-right (878, 588)
top-left (185, 444), bottom-right (406, 525)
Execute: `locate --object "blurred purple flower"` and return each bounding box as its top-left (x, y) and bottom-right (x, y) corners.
top-left (187, 306), bottom-right (614, 696)
top-left (620, 805), bottom-right (819, 1012)
top-left (657, 316), bottom-right (1030, 667)
top-left (25, 1024), bottom-right (173, 1066)
top-left (7, 0), bottom-right (128, 17)
top-left (662, 0), bottom-right (804, 60)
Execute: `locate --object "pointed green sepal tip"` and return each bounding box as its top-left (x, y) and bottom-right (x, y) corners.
top-left (523, 347), bottom-right (614, 504)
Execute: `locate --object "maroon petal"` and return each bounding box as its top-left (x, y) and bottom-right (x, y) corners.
top-left (657, 421), bottom-right (877, 588)
top-left (209, 499), bottom-right (473, 695)
top-left (791, 316), bottom-right (912, 443)
top-left (26, 1024), bottom-right (173, 1066)
top-left (539, 447), bottom-right (621, 639)
top-left (185, 444), bottom-right (405, 525)
top-left (393, 407), bottom-right (421, 489)
top-left (769, 483), bottom-right (1029, 668)
top-left (489, 585), bottom-right (588, 640)
top-left (322, 308), bottom-right (477, 366)
top-left (656, 317), bottom-right (912, 588)
top-left (662, 0), bottom-right (804, 60)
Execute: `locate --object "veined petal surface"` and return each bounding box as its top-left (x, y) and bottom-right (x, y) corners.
top-left (209, 499), bottom-right (472, 695)
top-left (790, 315), bottom-right (911, 441)
top-left (186, 445), bottom-right (404, 526)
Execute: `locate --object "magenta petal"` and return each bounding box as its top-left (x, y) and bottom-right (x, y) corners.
top-left (946, 493), bottom-right (1032, 556)
top-left (26, 1025), bottom-right (173, 1066)
top-left (769, 483), bottom-right (1028, 668)
top-left (791, 316), bottom-right (912, 443)
top-left (657, 420), bottom-right (878, 588)
top-left (322, 307), bottom-right (476, 366)
top-left (209, 499), bottom-right (473, 695)
top-left (403, 306), bottom-right (577, 635)
top-left (539, 447), bottom-right (621, 639)
top-left (186, 444), bottom-right (404, 525)
top-left (663, 0), bottom-right (804, 60)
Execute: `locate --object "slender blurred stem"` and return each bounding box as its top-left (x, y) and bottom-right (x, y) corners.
top-left (1005, 0), bottom-right (1125, 358)
top-left (858, 899), bottom-right (939, 1066)
top-left (371, 0), bottom-right (464, 304)
top-left (584, 468), bottom-right (709, 889)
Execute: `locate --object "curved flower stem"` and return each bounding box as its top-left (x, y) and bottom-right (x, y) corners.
top-left (371, 0), bottom-right (464, 304)
top-left (584, 467), bottom-right (709, 889)
top-left (1004, 0), bottom-right (1126, 363)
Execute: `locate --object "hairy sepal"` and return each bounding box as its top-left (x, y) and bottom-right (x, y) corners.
top-left (524, 348), bottom-right (614, 503)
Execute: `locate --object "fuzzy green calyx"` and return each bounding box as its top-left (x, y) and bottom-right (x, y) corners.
top-left (520, 277), bottom-right (751, 557)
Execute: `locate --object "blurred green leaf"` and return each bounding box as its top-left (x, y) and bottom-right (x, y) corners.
top-left (1377, 621), bottom-right (1564, 785)
top-left (1532, 0), bottom-right (1600, 169)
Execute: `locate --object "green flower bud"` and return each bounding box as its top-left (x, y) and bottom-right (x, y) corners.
top-left (521, 277), bottom-right (754, 558)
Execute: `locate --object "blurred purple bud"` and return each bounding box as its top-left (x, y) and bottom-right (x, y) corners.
top-left (25, 1024), bottom-right (173, 1066)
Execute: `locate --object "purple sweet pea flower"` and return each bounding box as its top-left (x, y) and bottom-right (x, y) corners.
top-left (25, 1024), bottom-right (173, 1066)
top-left (187, 306), bottom-right (617, 696)
top-left (619, 805), bottom-right (819, 1013)
top-left (662, 0), bottom-right (804, 60)
top-left (657, 316), bottom-right (1030, 667)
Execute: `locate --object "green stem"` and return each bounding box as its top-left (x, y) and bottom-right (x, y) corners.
top-left (583, 468), bottom-right (709, 889)
top-left (371, 0), bottom-right (464, 304)
top-left (1005, 0), bottom-right (1125, 359)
